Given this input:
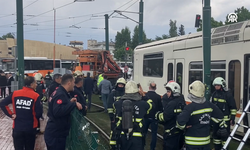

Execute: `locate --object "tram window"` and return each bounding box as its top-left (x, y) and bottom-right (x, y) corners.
top-left (143, 53), bottom-right (163, 77)
top-left (189, 71), bottom-right (203, 84)
top-left (168, 63), bottom-right (173, 81)
top-left (228, 60), bottom-right (241, 109)
top-left (176, 63), bottom-right (183, 93)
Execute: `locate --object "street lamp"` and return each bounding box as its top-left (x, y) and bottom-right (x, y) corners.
top-left (53, 0), bottom-right (94, 69)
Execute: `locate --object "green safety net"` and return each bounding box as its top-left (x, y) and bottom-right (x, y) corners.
top-left (66, 108), bottom-right (108, 150)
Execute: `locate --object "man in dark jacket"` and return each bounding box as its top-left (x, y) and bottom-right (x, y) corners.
top-left (0, 70), bottom-right (7, 98)
top-left (44, 71), bottom-right (53, 88)
top-left (70, 77), bottom-right (87, 116)
top-left (48, 73), bottom-right (62, 97)
top-left (44, 74), bottom-right (83, 150)
top-left (0, 76), bottom-right (43, 150)
top-left (7, 72), bottom-right (14, 94)
top-left (83, 72), bottom-right (94, 110)
top-left (143, 81), bottom-right (163, 150)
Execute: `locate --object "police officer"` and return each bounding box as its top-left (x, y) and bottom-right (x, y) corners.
top-left (211, 77), bottom-right (237, 150)
top-left (70, 77), bottom-right (87, 116)
top-left (155, 81), bottom-right (185, 150)
top-left (44, 74), bottom-right (83, 150)
top-left (48, 73), bottom-right (62, 97)
top-left (0, 76), bottom-right (43, 150)
top-left (109, 81), bottom-right (153, 150)
top-left (107, 77), bottom-right (126, 130)
top-left (176, 80), bottom-right (227, 150)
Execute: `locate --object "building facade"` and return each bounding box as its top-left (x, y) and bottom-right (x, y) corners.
top-left (87, 39), bottom-right (115, 56)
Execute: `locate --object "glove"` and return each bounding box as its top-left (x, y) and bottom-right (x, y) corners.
top-left (217, 128), bottom-right (228, 139)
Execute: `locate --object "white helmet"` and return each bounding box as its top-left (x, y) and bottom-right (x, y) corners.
top-left (213, 77), bottom-right (226, 88)
top-left (164, 80), bottom-right (181, 94)
top-left (116, 78), bottom-right (126, 85)
top-left (74, 70), bottom-right (83, 77)
top-left (189, 80), bottom-right (205, 98)
top-left (125, 80), bottom-right (139, 94)
top-left (34, 73), bottom-right (43, 81)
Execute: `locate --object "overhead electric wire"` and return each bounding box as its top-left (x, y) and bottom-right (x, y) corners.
top-left (24, 1), bottom-right (74, 21)
top-left (24, 0), bottom-right (39, 9)
top-left (113, 0), bottom-right (139, 18)
top-left (0, 0), bottom-right (39, 19)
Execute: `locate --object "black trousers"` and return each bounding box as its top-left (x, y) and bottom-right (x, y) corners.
top-left (1, 87), bottom-right (6, 98)
top-left (120, 135), bottom-right (143, 150)
top-left (44, 133), bottom-right (67, 150)
top-left (12, 129), bottom-right (36, 150)
top-left (213, 121), bottom-right (230, 150)
top-left (186, 144), bottom-right (211, 150)
top-left (163, 132), bottom-right (184, 150)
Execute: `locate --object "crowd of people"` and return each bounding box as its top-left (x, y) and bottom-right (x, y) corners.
top-left (0, 69), bottom-right (237, 150)
top-left (0, 70), bottom-right (14, 98)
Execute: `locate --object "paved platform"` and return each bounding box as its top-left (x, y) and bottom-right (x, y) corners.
top-left (0, 104), bottom-right (48, 150)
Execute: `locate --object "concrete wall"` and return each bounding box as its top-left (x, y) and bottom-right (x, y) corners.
top-left (0, 38), bottom-right (77, 60)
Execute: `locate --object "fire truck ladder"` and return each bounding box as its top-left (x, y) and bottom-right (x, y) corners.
top-left (222, 100), bottom-right (250, 150)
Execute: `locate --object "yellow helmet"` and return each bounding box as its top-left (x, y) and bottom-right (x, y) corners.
top-left (74, 70), bottom-right (83, 77)
top-left (34, 73), bottom-right (43, 81)
top-left (188, 80), bottom-right (205, 98)
top-left (116, 78), bottom-right (126, 85)
top-left (125, 80), bottom-right (139, 94)
top-left (212, 77), bottom-right (226, 88)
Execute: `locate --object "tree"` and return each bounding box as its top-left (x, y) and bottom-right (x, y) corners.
top-left (197, 17), bottom-right (223, 31)
top-left (131, 25), bottom-right (147, 50)
top-left (0, 33), bottom-right (15, 40)
top-left (225, 6), bottom-right (250, 24)
top-left (169, 20), bottom-right (178, 37)
top-left (114, 27), bottom-right (132, 61)
top-left (178, 24), bottom-right (185, 36)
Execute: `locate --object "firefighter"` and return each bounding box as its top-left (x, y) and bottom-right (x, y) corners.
top-left (34, 73), bottom-right (46, 134)
top-left (0, 76), bottom-right (43, 150)
top-left (44, 71), bottom-right (53, 88)
top-left (176, 80), bottom-right (228, 150)
top-left (155, 80), bottom-right (186, 150)
top-left (211, 77), bottom-right (237, 150)
top-left (73, 70), bottom-right (83, 78)
top-left (109, 80), bottom-right (153, 150)
top-left (107, 77), bottom-right (126, 130)
top-left (44, 74), bottom-right (83, 150)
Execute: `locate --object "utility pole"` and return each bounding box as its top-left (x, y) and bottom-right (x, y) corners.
top-left (203, 0), bottom-right (211, 101)
top-left (105, 14), bottom-right (109, 51)
top-left (16, 0), bottom-right (24, 89)
top-left (53, 9), bottom-right (56, 69)
top-left (138, 0), bottom-right (144, 45)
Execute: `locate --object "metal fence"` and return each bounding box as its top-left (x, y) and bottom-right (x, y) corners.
top-left (66, 108), bottom-right (108, 150)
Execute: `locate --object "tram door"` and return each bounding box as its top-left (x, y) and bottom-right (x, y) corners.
top-left (244, 55), bottom-right (250, 127)
top-left (166, 59), bottom-right (184, 94)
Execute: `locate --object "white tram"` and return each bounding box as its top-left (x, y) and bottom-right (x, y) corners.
top-left (134, 20), bottom-right (250, 134)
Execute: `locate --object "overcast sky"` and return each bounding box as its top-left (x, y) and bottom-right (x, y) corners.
top-left (0, 0), bottom-right (249, 48)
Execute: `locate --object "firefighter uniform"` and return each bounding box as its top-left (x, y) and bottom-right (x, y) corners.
top-left (109, 80), bottom-right (153, 150)
top-left (34, 73), bottom-right (46, 134)
top-left (176, 81), bottom-right (227, 150)
top-left (44, 86), bottom-right (77, 150)
top-left (70, 86), bottom-right (87, 116)
top-left (107, 78), bottom-right (126, 130)
top-left (211, 77), bottom-right (237, 150)
top-left (0, 82), bottom-right (43, 150)
top-left (156, 81), bottom-right (186, 150)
